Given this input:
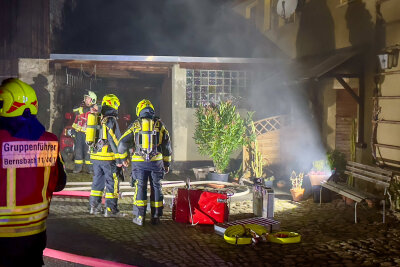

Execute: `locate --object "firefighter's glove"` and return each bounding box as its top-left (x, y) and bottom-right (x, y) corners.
top-left (164, 166), bottom-right (169, 174)
top-left (116, 166), bottom-right (125, 182)
top-left (67, 128), bottom-right (76, 138)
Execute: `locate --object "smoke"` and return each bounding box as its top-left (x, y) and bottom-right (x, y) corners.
top-left (54, 0), bottom-right (328, 178)
top-left (53, 0), bottom-right (281, 58)
top-left (248, 59), bottom-right (327, 178)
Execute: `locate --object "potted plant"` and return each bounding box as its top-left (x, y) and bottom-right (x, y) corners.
top-left (194, 101), bottom-right (246, 181)
top-left (290, 171), bottom-right (304, 202)
top-left (308, 159), bottom-right (331, 186)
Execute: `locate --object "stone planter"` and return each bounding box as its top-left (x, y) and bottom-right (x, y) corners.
top-left (290, 188), bottom-right (305, 202)
top-left (206, 172), bottom-right (229, 182)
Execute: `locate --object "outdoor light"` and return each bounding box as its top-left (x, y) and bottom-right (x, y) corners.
top-left (378, 48), bottom-right (399, 70)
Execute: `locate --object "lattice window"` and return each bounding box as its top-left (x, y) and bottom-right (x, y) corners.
top-left (253, 116), bottom-right (286, 135)
top-left (185, 69), bottom-right (250, 108)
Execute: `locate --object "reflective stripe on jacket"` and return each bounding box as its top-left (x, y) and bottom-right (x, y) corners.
top-left (90, 116), bottom-right (121, 161)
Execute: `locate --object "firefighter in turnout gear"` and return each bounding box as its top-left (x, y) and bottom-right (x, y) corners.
top-left (118, 99), bottom-right (172, 226)
top-left (71, 90), bottom-right (98, 174)
top-left (89, 94), bottom-right (123, 217)
top-left (0, 78), bottom-right (66, 266)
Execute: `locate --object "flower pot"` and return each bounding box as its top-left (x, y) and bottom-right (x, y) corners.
top-left (207, 183), bottom-right (226, 189)
top-left (206, 172), bottom-right (229, 182)
top-left (365, 199), bottom-right (376, 208)
top-left (308, 173), bottom-right (330, 186)
top-left (277, 180), bottom-right (286, 189)
top-left (290, 188), bottom-right (305, 202)
top-left (342, 196), bottom-right (355, 206)
top-left (193, 166), bottom-right (215, 180)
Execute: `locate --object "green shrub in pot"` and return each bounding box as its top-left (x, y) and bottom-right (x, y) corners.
top-left (194, 101), bottom-right (246, 174)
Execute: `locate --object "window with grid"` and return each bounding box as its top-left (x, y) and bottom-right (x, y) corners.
top-left (185, 69), bottom-right (250, 108)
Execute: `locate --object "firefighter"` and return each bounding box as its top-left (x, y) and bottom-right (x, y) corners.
top-left (71, 90), bottom-right (98, 173)
top-left (0, 78), bottom-right (66, 266)
top-left (89, 94), bottom-right (123, 217)
top-left (118, 99), bottom-right (172, 226)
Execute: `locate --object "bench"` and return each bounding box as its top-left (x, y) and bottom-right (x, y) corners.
top-left (320, 161), bottom-right (392, 223)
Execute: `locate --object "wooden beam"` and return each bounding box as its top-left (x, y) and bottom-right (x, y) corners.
top-left (335, 76), bottom-right (360, 103)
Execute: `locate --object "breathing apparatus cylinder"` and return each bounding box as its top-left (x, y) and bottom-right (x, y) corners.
top-left (141, 118), bottom-right (154, 159)
top-left (86, 113), bottom-right (98, 146)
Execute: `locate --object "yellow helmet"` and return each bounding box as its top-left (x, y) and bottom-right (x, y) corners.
top-left (0, 78), bottom-right (38, 117)
top-left (136, 99), bottom-right (154, 117)
top-left (84, 90), bottom-right (97, 105)
top-left (102, 94), bottom-right (120, 110)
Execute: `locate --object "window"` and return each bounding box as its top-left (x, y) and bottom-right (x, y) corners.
top-left (185, 69), bottom-right (251, 108)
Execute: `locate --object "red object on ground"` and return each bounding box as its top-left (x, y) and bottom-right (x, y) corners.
top-left (53, 190), bottom-right (90, 198)
top-left (43, 248), bottom-right (136, 267)
top-left (173, 189), bottom-right (229, 224)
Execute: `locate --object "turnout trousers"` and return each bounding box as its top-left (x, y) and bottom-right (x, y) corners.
top-left (131, 169), bottom-right (164, 218)
top-left (74, 131), bottom-right (92, 170)
top-left (89, 160), bottom-right (119, 212)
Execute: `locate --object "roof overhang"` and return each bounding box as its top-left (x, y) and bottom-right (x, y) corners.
top-left (50, 54), bottom-right (278, 78)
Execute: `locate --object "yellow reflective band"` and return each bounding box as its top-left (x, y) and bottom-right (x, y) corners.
top-left (72, 123), bottom-right (81, 131)
top-left (105, 193), bottom-right (118, 199)
top-left (108, 127), bottom-right (119, 146)
top-left (90, 190), bottom-right (103, 197)
top-left (0, 202), bottom-right (48, 215)
top-left (0, 209), bottom-right (48, 225)
top-left (7, 168), bottom-right (16, 208)
top-left (131, 153), bottom-right (163, 162)
top-left (73, 107), bottom-right (84, 114)
top-left (113, 173), bottom-right (119, 196)
top-left (59, 152), bottom-right (65, 165)
top-left (0, 220), bottom-right (46, 238)
top-left (119, 152), bottom-right (128, 159)
top-left (74, 160), bottom-right (84, 164)
top-left (134, 200), bottom-right (147, 207)
top-left (151, 201), bottom-right (163, 208)
top-left (42, 166), bottom-right (51, 203)
top-left (85, 161), bottom-right (92, 165)
top-left (90, 154), bottom-right (115, 161)
top-left (132, 180), bottom-right (138, 206)
top-left (163, 156), bottom-right (171, 162)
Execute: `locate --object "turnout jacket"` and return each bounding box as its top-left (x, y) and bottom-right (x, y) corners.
top-left (90, 108), bottom-right (121, 161)
top-left (118, 117), bottom-right (172, 171)
top-left (72, 104), bottom-right (94, 133)
top-left (0, 116), bottom-right (66, 238)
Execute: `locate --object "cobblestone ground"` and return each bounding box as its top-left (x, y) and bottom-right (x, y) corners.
top-left (46, 190), bottom-right (400, 267)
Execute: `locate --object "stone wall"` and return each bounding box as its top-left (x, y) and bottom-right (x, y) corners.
top-left (18, 58), bottom-right (61, 134)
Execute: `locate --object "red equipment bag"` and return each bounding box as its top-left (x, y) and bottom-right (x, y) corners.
top-left (172, 188), bottom-right (229, 224)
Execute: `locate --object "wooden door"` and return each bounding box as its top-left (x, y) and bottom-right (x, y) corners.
top-left (336, 88), bottom-right (358, 160)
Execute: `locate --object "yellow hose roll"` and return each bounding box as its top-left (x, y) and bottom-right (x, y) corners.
top-left (224, 224), bottom-right (268, 245)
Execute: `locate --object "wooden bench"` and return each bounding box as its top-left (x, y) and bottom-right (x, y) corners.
top-left (320, 161), bottom-right (392, 223)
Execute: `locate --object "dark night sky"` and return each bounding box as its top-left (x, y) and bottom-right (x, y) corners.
top-left (53, 0), bottom-right (282, 58)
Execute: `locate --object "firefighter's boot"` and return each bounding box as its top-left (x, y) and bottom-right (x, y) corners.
top-left (73, 164), bottom-right (83, 174)
top-left (86, 164), bottom-right (94, 174)
top-left (89, 205), bottom-right (103, 215)
top-left (104, 207), bottom-right (125, 218)
top-left (132, 215), bottom-right (144, 226)
top-left (151, 216), bottom-right (160, 225)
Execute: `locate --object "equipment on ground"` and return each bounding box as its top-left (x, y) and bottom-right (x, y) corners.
top-left (224, 224), bottom-right (268, 245)
top-left (172, 188), bottom-right (230, 225)
top-left (267, 231), bottom-right (301, 244)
